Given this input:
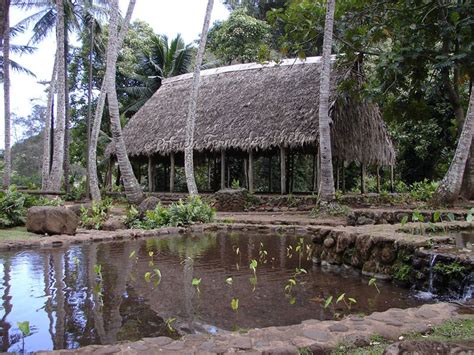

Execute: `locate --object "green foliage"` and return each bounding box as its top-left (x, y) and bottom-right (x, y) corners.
top-left (80, 198), bottom-right (113, 230)
top-left (128, 196), bottom-right (215, 229)
top-left (231, 179), bottom-right (241, 189)
top-left (392, 263), bottom-right (412, 282)
top-left (433, 262), bottom-right (465, 277)
top-left (17, 321), bottom-right (31, 337)
top-left (0, 187), bottom-right (27, 228)
top-left (231, 297), bottom-right (239, 312)
top-left (311, 202), bottom-right (350, 217)
top-left (208, 9), bottom-right (272, 64)
top-left (409, 179), bottom-right (438, 202)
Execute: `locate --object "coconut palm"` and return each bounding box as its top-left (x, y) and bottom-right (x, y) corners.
top-left (432, 89), bottom-right (474, 205)
top-left (124, 34), bottom-right (193, 113)
top-left (18, 0), bottom-right (107, 191)
top-left (2, 0), bottom-right (11, 188)
top-left (88, 0), bottom-right (142, 203)
top-left (184, 0), bottom-right (214, 196)
top-left (317, 0), bottom-right (336, 202)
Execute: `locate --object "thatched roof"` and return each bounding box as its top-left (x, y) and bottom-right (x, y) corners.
top-left (113, 57), bottom-right (395, 165)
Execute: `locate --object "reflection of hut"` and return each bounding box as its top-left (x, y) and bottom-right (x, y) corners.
top-left (109, 57), bottom-right (395, 194)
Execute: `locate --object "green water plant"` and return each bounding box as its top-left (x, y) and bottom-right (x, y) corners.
top-left (192, 278), bottom-right (202, 294)
top-left (368, 277), bottom-right (380, 294)
top-left (231, 298), bottom-right (239, 312)
top-left (17, 321), bottom-right (31, 353)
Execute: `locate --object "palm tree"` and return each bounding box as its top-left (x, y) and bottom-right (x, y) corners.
top-left (432, 89), bottom-right (474, 205)
top-left (184, 0), bottom-right (214, 196)
top-left (47, 0), bottom-right (66, 191)
top-left (19, 0), bottom-right (107, 191)
top-left (317, 0), bottom-right (336, 202)
top-left (88, 0), bottom-right (142, 203)
top-left (1, 0), bottom-right (11, 188)
top-left (124, 34), bottom-right (193, 113)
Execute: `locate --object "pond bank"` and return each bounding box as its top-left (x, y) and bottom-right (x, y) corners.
top-left (36, 303), bottom-right (471, 354)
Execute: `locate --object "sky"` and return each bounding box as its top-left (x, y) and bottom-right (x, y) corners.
top-left (0, 0), bottom-right (230, 148)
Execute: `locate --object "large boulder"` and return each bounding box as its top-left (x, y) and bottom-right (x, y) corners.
top-left (26, 206), bottom-right (79, 236)
top-left (138, 196), bottom-right (161, 217)
top-left (214, 188), bottom-right (248, 212)
top-left (102, 216), bottom-right (126, 231)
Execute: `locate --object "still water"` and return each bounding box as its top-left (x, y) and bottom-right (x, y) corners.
top-left (0, 232), bottom-right (426, 352)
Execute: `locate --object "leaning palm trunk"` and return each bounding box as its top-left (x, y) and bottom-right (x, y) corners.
top-left (88, 0), bottom-right (137, 201)
top-left (432, 90), bottom-right (474, 205)
top-left (184, 0), bottom-right (214, 196)
top-left (2, 0), bottom-right (11, 188)
top-left (41, 55), bottom-right (58, 190)
top-left (47, 0), bottom-right (67, 192)
top-left (317, 0), bottom-right (336, 202)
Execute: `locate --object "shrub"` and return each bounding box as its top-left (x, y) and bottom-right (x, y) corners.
top-left (409, 179), bottom-right (438, 201)
top-left (127, 196), bottom-right (215, 229)
top-left (80, 198), bottom-right (113, 230)
top-left (0, 187), bottom-right (27, 228)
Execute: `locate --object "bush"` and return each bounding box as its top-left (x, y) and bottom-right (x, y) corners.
top-left (80, 198), bottom-right (113, 230)
top-left (127, 196), bottom-right (215, 229)
top-left (409, 179), bottom-right (438, 201)
top-left (0, 187), bottom-right (27, 228)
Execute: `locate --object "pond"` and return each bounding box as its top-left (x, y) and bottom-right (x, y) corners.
top-left (0, 232), bottom-right (427, 353)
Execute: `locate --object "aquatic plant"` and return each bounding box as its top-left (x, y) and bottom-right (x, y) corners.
top-left (17, 321), bottom-right (31, 353)
top-left (192, 278), bottom-right (202, 294)
top-left (368, 277), bottom-right (380, 294)
top-left (231, 298), bottom-right (239, 312)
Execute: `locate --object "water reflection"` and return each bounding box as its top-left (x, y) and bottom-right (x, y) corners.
top-left (0, 232), bottom-right (426, 352)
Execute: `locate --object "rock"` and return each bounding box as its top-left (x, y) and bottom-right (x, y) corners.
top-left (138, 196), bottom-right (161, 217)
top-left (214, 188), bottom-right (249, 212)
top-left (27, 206), bottom-right (79, 236)
top-left (102, 216), bottom-right (126, 231)
top-left (357, 216), bottom-right (376, 225)
top-left (323, 237), bottom-right (335, 248)
top-left (381, 246), bottom-right (396, 264)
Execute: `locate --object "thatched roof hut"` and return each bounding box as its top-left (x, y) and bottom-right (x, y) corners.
top-left (113, 56), bottom-right (395, 166)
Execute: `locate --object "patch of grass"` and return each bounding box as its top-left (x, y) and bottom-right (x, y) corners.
top-left (332, 335), bottom-right (389, 355)
top-left (0, 227), bottom-right (38, 240)
top-left (406, 318), bottom-right (474, 342)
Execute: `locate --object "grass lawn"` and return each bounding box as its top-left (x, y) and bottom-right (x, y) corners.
top-left (331, 318), bottom-right (474, 355)
top-left (0, 226), bottom-right (39, 241)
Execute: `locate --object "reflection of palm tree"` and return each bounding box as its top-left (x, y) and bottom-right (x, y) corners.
top-left (183, 255), bottom-right (195, 332)
top-left (124, 34), bottom-right (192, 113)
top-left (1, 257), bottom-right (12, 351)
top-left (52, 252), bottom-right (66, 349)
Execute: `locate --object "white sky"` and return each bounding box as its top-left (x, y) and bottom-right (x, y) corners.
top-left (0, 0), bottom-right (229, 148)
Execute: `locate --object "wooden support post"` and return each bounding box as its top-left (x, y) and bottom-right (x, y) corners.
top-left (169, 152), bottom-right (175, 193)
top-left (390, 165), bottom-right (395, 193)
top-left (312, 153), bottom-right (317, 192)
top-left (243, 158), bottom-right (248, 189)
top-left (342, 161), bottom-right (346, 193)
top-left (335, 159), bottom-right (340, 191)
top-left (360, 163), bottom-right (366, 194)
top-left (268, 155), bottom-right (273, 193)
top-left (316, 149), bottom-right (321, 194)
top-left (280, 146), bottom-right (287, 195)
top-left (376, 165), bottom-right (381, 193)
top-left (207, 157), bottom-right (212, 191)
top-left (248, 150), bottom-right (254, 193)
top-left (147, 156), bottom-right (155, 192)
top-left (220, 150), bottom-right (226, 190)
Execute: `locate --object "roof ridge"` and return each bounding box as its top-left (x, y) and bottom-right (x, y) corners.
top-left (163, 56), bottom-right (336, 85)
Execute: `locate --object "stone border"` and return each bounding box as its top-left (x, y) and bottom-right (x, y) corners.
top-left (36, 303), bottom-right (471, 354)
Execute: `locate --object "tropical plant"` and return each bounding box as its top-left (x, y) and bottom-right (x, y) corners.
top-left (184, 0), bottom-right (214, 196)
top-left (80, 197), bottom-right (112, 229)
top-left (0, 186), bottom-right (26, 228)
top-left (124, 34), bottom-right (193, 113)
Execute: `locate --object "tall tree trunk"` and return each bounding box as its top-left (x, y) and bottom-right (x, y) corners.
top-left (2, 0), bottom-right (11, 188)
top-left (88, 0), bottom-right (136, 201)
top-left (317, 0), bottom-right (336, 202)
top-left (184, 0), bottom-right (214, 196)
top-left (48, 0), bottom-right (67, 192)
top-left (104, 0), bottom-right (142, 204)
top-left (42, 55), bottom-right (58, 190)
top-left (63, 30), bottom-right (71, 194)
top-left (85, 20), bottom-right (94, 199)
top-left (432, 89), bottom-right (474, 205)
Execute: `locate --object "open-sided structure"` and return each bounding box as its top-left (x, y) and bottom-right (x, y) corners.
top-left (109, 57), bottom-right (395, 194)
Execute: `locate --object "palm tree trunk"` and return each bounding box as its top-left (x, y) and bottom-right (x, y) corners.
top-left (86, 20), bottom-right (94, 199)
top-left (42, 55), bottom-right (58, 190)
top-left (48, 0), bottom-right (67, 192)
top-left (63, 30), bottom-right (71, 194)
top-left (106, 0), bottom-right (142, 204)
top-left (317, 0), bottom-right (336, 202)
top-left (432, 89), bottom-right (474, 205)
top-left (88, 0), bottom-right (137, 201)
top-left (184, 0), bottom-right (214, 196)
top-left (2, 0), bottom-right (11, 188)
